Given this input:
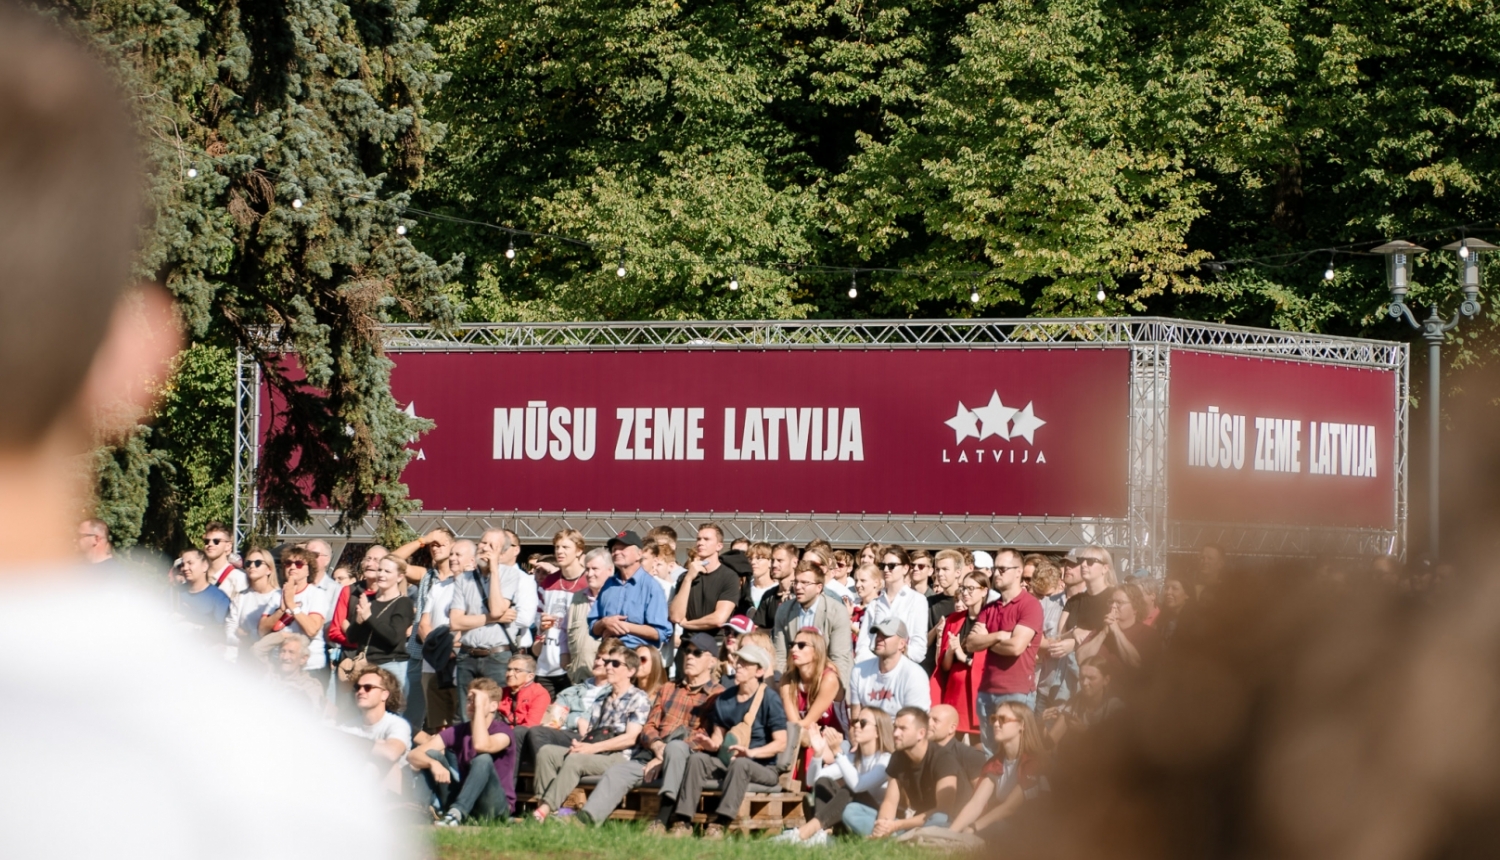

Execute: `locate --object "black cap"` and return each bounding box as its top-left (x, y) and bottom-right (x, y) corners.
top-left (686, 632), bottom-right (719, 653)
top-left (607, 530), bottom-right (644, 550)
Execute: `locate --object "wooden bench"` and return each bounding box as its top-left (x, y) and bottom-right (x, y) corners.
top-left (521, 723), bottom-right (807, 834)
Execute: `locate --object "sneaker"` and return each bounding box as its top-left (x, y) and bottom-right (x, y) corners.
top-left (575, 810), bottom-right (595, 827)
top-left (668, 822), bottom-right (694, 839)
top-left (644, 821), bottom-right (668, 837)
top-left (704, 823), bottom-right (726, 840)
top-left (435, 810), bottom-right (464, 828)
top-left (801, 830), bottom-right (829, 848)
top-left (769, 828), bottom-right (803, 844)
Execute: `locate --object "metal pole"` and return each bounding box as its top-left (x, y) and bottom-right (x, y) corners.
top-left (1428, 333), bottom-right (1441, 562)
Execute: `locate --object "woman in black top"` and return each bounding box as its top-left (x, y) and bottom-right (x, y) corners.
top-left (346, 556), bottom-right (415, 705)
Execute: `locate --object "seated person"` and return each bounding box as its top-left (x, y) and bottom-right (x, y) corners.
top-left (582, 632), bottom-right (724, 827)
top-left (928, 704), bottom-right (988, 787)
top-left (269, 633), bottom-right (331, 719)
top-left (1045, 657), bottom-right (1122, 748)
top-left (941, 702), bottom-right (1049, 843)
top-left (408, 677), bottom-right (517, 825)
top-left (849, 619), bottom-right (932, 718)
top-left (651, 644), bottom-right (788, 840)
top-left (337, 667), bottom-right (412, 796)
top-left (497, 654), bottom-right (551, 727)
top-left (845, 707), bottom-right (966, 838)
top-left (532, 641), bottom-right (650, 822)
top-left (771, 709), bottom-right (893, 846)
top-left (515, 653), bottom-right (612, 769)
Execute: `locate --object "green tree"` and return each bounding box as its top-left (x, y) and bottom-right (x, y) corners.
top-left (59, 0), bottom-right (460, 548)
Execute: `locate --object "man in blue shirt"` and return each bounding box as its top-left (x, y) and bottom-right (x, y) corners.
top-left (588, 531), bottom-right (671, 650)
top-left (175, 549), bottom-right (231, 647)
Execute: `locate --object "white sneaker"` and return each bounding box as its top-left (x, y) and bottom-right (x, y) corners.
top-left (769, 828), bottom-right (803, 844)
top-left (801, 830), bottom-right (829, 847)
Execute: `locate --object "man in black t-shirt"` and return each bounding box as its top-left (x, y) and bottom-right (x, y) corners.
top-left (1049, 546), bottom-right (1115, 665)
top-left (669, 523), bottom-right (741, 673)
top-left (929, 704), bottom-right (986, 789)
top-left (844, 707), bottom-right (963, 838)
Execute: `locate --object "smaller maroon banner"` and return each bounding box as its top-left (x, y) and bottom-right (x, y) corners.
top-left (1168, 350), bottom-right (1398, 530)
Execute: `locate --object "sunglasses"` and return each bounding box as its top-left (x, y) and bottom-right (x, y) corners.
top-left (854, 718), bottom-right (874, 729)
top-left (247, 559), bottom-right (269, 568)
top-left (995, 564), bottom-right (1023, 572)
top-left (602, 658), bottom-right (625, 668)
top-left (287, 560), bottom-right (307, 569)
top-left (680, 647), bottom-right (706, 659)
top-left (960, 584), bottom-right (986, 592)
top-left (204, 537), bottom-right (227, 546)
top-left (791, 641), bottom-right (812, 651)
top-left (1079, 558), bottom-right (1106, 567)
top-left (878, 562), bottom-right (902, 571)
top-left (355, 683), bottom-right (384, 693)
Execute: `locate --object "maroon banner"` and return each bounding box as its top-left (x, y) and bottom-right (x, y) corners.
top-left (1168, 350), bottom-right (1398, 529)
top-left (341, 348), bottom-right (1134, 518)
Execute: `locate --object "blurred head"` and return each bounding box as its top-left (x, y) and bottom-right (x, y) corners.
top-left (858, 542), bottom-right (880, 567)
top-left (1105, 585), bottom-right (1140, 628)
top-left (854, 564), bottom-right (881, 604)
top-left (1078, 657), bottom-right (1111, 700)
top-left (1162, 577), bottom-right (1191, 611)
top-left (1078, 545), bottom-right (1116, 589)
top-left (275, 633), bottom-right (310, 675)
top-left (599, 642), bottom-right (641, 687)
top-left (830, 550), bottom-right (854, 581)
top-left (634, 644), bottom-right (667, 695)
top-left (280, 546), bottom-right (311, 585)
top-left (748, 541), bottom-right (773, 580)
top-left (244, 547), bottom-right (277, 586)
top-left (306, 539), bottom-right (332, 578)
top-left (1030, 556), bottom-right (1062, 596)
top-left (425, 528), bottom-right (455, 564)
top-left (465, 677), bottom-right (502, 719)
top-left (678, 634), bottom-right (720, 681)
top-left (360, 545), bottom-right (388, 577)
top-left (993, 702), bottom-right (1043, 759)
top-left (179, 549), bottom-right (209, 586)
top-left (375, 556), bottom-right (404, 592)
top-left (202, 524), bottom-right (232, 563)
top-left (331, 566), bottom-right (355, 587)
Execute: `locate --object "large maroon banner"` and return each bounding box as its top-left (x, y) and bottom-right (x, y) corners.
top-left (339, 348), bottom-right (1133, 518)
top-left (1168, 350), bottom-right (1398, 529)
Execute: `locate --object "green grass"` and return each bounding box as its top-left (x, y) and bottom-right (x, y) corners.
top-left (433, 820), bottom-right (934, 860)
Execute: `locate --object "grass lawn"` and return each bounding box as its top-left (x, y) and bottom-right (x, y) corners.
top-left (433, 821), bottom-right (936, 860)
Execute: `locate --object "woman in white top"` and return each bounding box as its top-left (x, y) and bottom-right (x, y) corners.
top-left (771, 708), bottom-right (893, 846)
top-left (228, 547), bottom-right (281, 656)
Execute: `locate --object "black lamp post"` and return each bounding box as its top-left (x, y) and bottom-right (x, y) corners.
top-left (1379, 237), bottom-right (1496, 561)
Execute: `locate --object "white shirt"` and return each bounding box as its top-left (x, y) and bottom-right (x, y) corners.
top-left (0, 570), bottom-right (415, 860)
top-left (420, 577), bottom-right (457, 674)
top-left (212, 563), bottom-right (247, 598)
top-left (824, 578), bottom-right (853, 604)
top-left (339, 711), bottom-right (413, 751)
top-left (855, 585), bottom-right (930, 664)
top-left (262, 584), bottom-right (333, 669)
top-left (228, 588), bottom-right (281, 651)
top-left (849, 655), bottom-right (931, 716)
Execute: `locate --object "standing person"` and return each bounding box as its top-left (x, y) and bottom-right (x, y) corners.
top-left (925, 549), bottom-right (964, 673)
top-left (409, 677), bottom-right (517, 825)
top-left (855, 546), bottom-right (930, 665)
top-left (174, 549), bottom-right (232, 644)
top-left (202, 522), bottom-right (246, 601)
top-left (260, 545), bottom-right (333, 678)
top-left (581, 633), bottom-right (724, 828)
top-left (761, 542), bottom-right (799, 627)
top-left (346, 556), bottom-right (415, 698)
top-left (909, 550), bottom-right (934, 596)
top-left (1029, 556), bottom-right (1071, 711)
top-left (1156, 576), bottom-right (1193, 648)
top-left (588, 531), bottom-right (671, 649)
top-left (414, 542), bottom-right (462, 733)
top-left (306, 538), bottom-right (335, 595)
top-left (739, 541), bottom-right (776, 625)
top-left (1076, 583), bottom-right (1161, 692)
top-left (567, 548), bottom-right (613, 681)
top-left (329, 546), bottom-right (388, 668)
top-left (850, 563), bottom-right (881, 647)
top-left (1196, 543), bottom-right (1227, 601)
top-left (229, 547), bottom-right (282, 658)
top-left (452, 529), bottom-right (534, 692)
top-left (965, 548), bottom-right (1043, 753)
top-left (850, 619), bottom-right (932, 717)
top-left (1047, 546), bottom-right (1117, 666)
top-left (825, 550), bottom-right (856, 606)
top-left (934, 572), bottom-right (992, 741)
top-left (531, 642), bottom-right (651, 822)
top-left (338, 667), bottom-right (413, 795)
top-left (392, 528), bottom-right (455, 586)
top-left (771, 560), bottom-right (854, 686)
top-left (653, 645), bottom-right (788, 839)
top-left (534, 528), bottom-right (590, 698)
top-left (669, 523), bottom-right (741, 671)
top-left (772, 709), bottom-right (894, 846)
top-left (846, 708), bottom-right (966, 838)
top-left (943, 703), bottom-right (1048, 841)
top-left (77, 518), bottom-right (116, 566)
top-left (1058, 550), bottom-right (1085, 598)
top-left (0, 11), bottom-right (416, 856)
top-left (1044, 657), bottom-right (1121, 748)
top-left (645, 525), bottom-right (686, 583)
top-left (857, 542), bottom-right (881, 568)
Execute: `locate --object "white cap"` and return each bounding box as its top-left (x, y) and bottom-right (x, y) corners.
top-left (972, 550), bottom-right (995, 570)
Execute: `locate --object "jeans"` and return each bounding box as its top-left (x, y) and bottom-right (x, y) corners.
top-left (843, 803), bottom-right (947, 836)
top-left (421, 750), bottom-right (509, 820)
top-left (402, 660), bottom-right (426, 729)
top-left (456, 651), bottom-right (512, 703)
top-left (808, 776), bottom-right (879, 830)
top-left (976, 690), bottom-right (1036, 755)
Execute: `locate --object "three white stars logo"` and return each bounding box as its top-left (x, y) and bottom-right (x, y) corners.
top-left (945, 392), bottom-right (1046, 445)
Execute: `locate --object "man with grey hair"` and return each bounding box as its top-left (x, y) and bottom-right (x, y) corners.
top-left (451, 530), bottom-right (536, 692)
top-left (306, 539), bottom-right (334, 594)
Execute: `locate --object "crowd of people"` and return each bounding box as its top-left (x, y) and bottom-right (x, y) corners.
top-left (118, 516), bottom-right (1244, 844)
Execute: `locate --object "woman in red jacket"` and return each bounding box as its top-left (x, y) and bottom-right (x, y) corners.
top-left (933, 571), bottom-right (992, 740)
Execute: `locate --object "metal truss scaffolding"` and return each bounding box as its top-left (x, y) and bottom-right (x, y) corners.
top-left (238, 317), bottom-right (1408, 571)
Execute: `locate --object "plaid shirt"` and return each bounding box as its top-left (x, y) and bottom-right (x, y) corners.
top-left (588, 684), bottom-right (652, 736)
top-left (639, 678), bottom-right (723, 749)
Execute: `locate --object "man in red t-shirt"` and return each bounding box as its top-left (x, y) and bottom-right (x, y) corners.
top-left (496, 654), bottom-right (551, 727)
top-left (964, 547), bottom-right (1043, 754)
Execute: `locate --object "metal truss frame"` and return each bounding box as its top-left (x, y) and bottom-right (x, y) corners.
top-left (239, 317), bottom-right (1409, 568)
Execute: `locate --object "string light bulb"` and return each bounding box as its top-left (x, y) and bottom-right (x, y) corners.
top-left (1459, 244), bottom-right (1470, 260)
top-left (1096, 287), bottom-right (1106, 303)
top-left (291, 198), bottom-right (303, 209)
top-left (729, 275), bottom-right (739, 291)
top-left (616, 245), bottom-right (627, 278)
top-left (186, 168), bottom-right (198, 179)
top-left (1324, 257), bottom-right (1335, 281)
top-left (396, 224), bottom-right (407, 236)
top-left (848, 271), bottom-right (858, 299)
top-left (970, 289), bottom-right (980, 303)
top-left (505, 237), bottom-right (516, 260)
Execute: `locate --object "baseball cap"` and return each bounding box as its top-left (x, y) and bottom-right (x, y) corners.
top-left (1059, 549), bottom-right (1081, 566)
top-left (607, 530), bottom-right (644, 550)
top-left (686, 632), bottom-right (719, 653)
top-left (725, 614), bottom-right (756, 635)
top-left (735, 644), bottom-right (772, 669)
top-left (871, 617), bottom-right (909, 639)
top-left (972, 550), bottom-right (995, 570)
